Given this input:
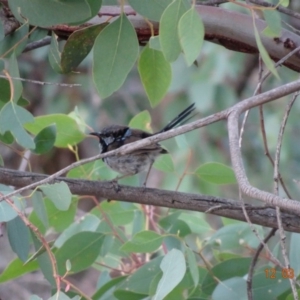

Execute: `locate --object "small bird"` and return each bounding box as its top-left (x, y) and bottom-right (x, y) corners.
top-left (90, 103), bottom-right (195, 181)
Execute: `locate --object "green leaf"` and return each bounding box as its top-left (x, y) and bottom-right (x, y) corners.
top-left (149, 36), bottom-right (162, 51)
top-left (54, 214), bottom-right (100, 248)
top-left (212, 277), bottom-right (247, 299)
top-left (33, 124), bottom-right (56, 154)
top-left (7, 216), bottom-right (30, 262)
top-left (48, 33), bottom-right (62, 73)
top-left (0, 131), bottom-right (14, 144)
top-left (253, 20), bottom-right (279, 79)
top-left (263, 10), bottom-right (281, 38)
top-left (121, 230), bottom-right (163, 253)
top-left (61, 23), bottom-right (108, 73)
top-left (24, 114), bottom-right (85, 148)
top-left (55, 231), bottom-right (105, 275)
top-left (0, 185), bottom-right (23, 222)
top-left (31, 191), bottom-right (48, 228)
top-left (117, 256), bottom-right (163, 294)
top-left (46, 197), bottom-right (77, 232)
top-left (280, 0), bottom-right (289, 7)
top-left (100, 201), bottom-right (135, 226)
top-left (195, 162), bottom-right (237, 184)
top-left (128, 0), bottom-right (173, 21)
top-left (0, 23), bottom-right (29, 57)
top-left (129, 110), bottom-right (152, 132)
top-left (31, 232), bottom-right (55, 286)
top-left (159, 0), bottom-right (190, 62)
top-left (186, 248), bottom-right (199, 287)
top-left (0, 102), bottom-right (35, 149)
top-left (153, 154), bottom-right (174, 173)
top-left (93, 13), bottom-right (139, 98)
top-left (0, 257), bottom-right (39, 283)
top-left (92, 276), bottom-right (127, 299)
top-left (39, 182), bottom-right (72, 211)
top-left (155, 249), bottom-right (186, 299)
top-left (138, 44), bottom-right (172, 106)
top-left (202, 257), bottom-right (252, 295)
top-left (8, 0), bottom-right (92, 27)
top-left (178, 8), bottom-right (204, 66)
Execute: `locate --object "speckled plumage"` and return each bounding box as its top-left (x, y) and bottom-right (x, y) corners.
top-left (90, 103), bottom-right (195, 177)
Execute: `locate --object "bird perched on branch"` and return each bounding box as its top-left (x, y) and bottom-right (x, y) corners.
top-left (90, 103), bottom-right (195, 182)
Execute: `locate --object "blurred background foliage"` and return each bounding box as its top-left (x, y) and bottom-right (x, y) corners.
top-left (2, 0), bottom-right (300, 299)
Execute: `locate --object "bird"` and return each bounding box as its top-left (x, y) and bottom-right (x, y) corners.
top-left (90, 103), bottom-right (195, 182)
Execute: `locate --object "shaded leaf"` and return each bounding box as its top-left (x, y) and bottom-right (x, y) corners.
top-left (138, 44), bottom-right (172, 106)
top-left (61, 23), bottom-right (108, 73)
top-left (0, 102), bottom-right (35, 149)
top-left (39, 182), bottom-right (72, 211)
top-left (121, 230), bottom-right (163, 253)
top-left (178, 8), bottom-right (204, 66)
top-left (253, 20), bottom-right (279, 78)
top-left (154, 249), bottom-right (186, 299)
top-left (159, 0), bottom-right (190, 62)
top-left (8, 0), bottom-right (91, 27)
top-left (0, 258), bottom-right (39, 283)
top-left (128, 0), bottom-right (172, 21)
top-left (7, 216), bottom-right (30, 262)
top-left (55, 231), bottom-right (105, 275)
top-left (24, 114), bottom-right (85, 147)
top-left (195, 162), bottom-right (237, 184)
top-left (33, 124), bottom-right (56, 154)
top-left (48, 33), bottom-right (62, 73)
top-left (0, 23), bottom-right (29, 57)
top-left (129, 110), bottom-right (152, 132)
top-left (93, 13), bottom-right (139, 98)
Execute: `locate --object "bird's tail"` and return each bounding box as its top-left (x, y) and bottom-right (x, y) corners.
top-left (157, 103), bottom-right (196, 134)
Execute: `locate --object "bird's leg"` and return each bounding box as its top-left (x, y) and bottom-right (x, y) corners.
top-left (143, 162), bottom-right (153, 187)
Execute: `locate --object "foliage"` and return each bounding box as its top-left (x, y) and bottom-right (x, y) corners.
top-left (0, 0), bottom-right (299, 299)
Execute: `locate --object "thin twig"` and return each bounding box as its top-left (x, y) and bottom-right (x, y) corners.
top-left (247, 228), bottom-right (277, 300)
top-left (248, 0), bottom-right (300, 20)
top-left (23, 36), bottom-right (52, 52)
top-left (273, 93), bottom-right (299, 300)
top-left (0, 74), bottom-right (81, 87)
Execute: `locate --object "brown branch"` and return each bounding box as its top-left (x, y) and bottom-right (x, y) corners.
top-left (1, 168), bottom-right (300, 233)
top-left (2, 5), bottom-right (300, 72)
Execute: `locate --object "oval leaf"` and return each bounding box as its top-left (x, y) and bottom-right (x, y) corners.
top-left (7, 216), bottom-right (30, 262)
top-left (129, 110), bottom-right (152, 132)
top-left (195, 162), bottom-right (237, 184)
top-left (154, 249), bottom-right (186, 299)
top-left (93, 14), bottom-right (139, 98)
top-left (24, 114), bottom-right (85, 148)
top-left (128, 0), bottom-right (172, 21)
top-left (121, 230), bottom-right (163, 253)
top-left (61, 23), bottom-right (108, 73)
top-left (159, 0), bottom-right (190, 62)
top-left (8, 0), bottom-right (91, 27)
top-left (0, 102), bottom-right (35, 149)
top-left (55, 231), bottom-right (105, 275)
top-left (39, 182), bottom-right (72, 211)
top-left (33, 124), bottom-right (56, 154)
top-left (138, 45), bottom-right (172, 107)
top-left (178, 8), bottom-right (204, 66)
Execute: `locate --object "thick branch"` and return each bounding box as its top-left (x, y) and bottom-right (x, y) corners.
top-left (1, 167), bottom-right (300, 233)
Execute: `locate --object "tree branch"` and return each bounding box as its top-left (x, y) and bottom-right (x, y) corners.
top-left (1, 167), bottom-right (300, 233)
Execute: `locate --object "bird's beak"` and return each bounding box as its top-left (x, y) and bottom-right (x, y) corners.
top-left (89, 132), bottom-right (100, 138)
